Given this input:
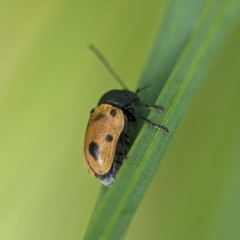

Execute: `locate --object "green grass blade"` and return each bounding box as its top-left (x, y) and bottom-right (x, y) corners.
top-left (83, 1), bottom-right (240, 239)
top-left (138, 0), bottom-right (205, 103)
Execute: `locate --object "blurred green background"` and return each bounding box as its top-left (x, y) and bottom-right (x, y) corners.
top-left (0, 1), bottom-right (240, 240)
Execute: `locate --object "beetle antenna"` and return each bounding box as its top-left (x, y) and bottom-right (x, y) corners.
top-left (89, 44), bottom-right (128, 90)
top-left (136, 85), bottom-right (151, 94)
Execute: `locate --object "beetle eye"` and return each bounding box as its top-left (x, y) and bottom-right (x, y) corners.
top-left (90, 108), bottom-right (95, 114)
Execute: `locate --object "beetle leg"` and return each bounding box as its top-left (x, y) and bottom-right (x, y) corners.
top-left (125, 104), bottom-right (164, 112)
top-left (132, 114), bottom-right (169, 133)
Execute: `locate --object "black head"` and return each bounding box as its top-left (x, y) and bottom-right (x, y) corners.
top-left (98, 89), bottom-right (139, 108)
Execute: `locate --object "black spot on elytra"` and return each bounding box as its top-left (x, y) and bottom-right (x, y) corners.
top-left (105, 134), bottom-right (113, 142)
top-left (89, 142), bottom-right (99, 161)
top-left (93, 113), bottom-right (105, 122)
top-left (110, 109), bottom-right (117, 117)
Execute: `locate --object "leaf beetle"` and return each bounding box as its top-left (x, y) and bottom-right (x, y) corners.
top-left (84, 45), bottom-right (169, 187)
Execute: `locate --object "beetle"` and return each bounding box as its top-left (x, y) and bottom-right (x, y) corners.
top-left (84, 45), bottom-right (169, 186)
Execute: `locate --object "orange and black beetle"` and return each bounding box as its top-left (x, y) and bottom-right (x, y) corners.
top-left (84, 45), bottom-right (168, 187)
